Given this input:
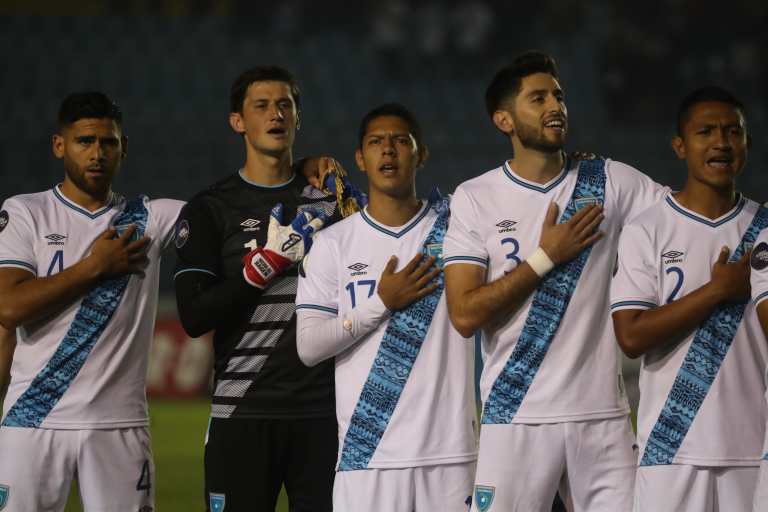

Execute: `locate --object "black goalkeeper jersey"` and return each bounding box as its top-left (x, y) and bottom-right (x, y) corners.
top-left (174, 171), bottom-right (340, 419)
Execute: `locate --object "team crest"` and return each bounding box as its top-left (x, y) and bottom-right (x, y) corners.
top-left (426, 243), bottom-right (444, 267)
top-left (0, 484), bottom-right (9, 510)
top-left (115, 223), bottom-right (141, 242)
top-left (574, 196), bottom-right (600, 210)
top-left (752, 242), bottom-right (768, 271)
top-left (209, 492), bottom-right (225, 512)
top-left (175, 219), bottom-right (190, 249)
top-left (0, 210), bottom-right (8, 233)
top-left (474, 485), bottom-right (494, 512)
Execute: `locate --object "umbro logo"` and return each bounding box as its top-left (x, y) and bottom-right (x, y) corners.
top-left (240, 218), bottom-right (261, 232)
top-left (496, 220), bottom-right (517, 233)
top-left (348, 262), bottom-right (368, 276)
top-left (662, 250), bottom-right (684, 264)
top-left (45, 233), bottom-right (67, 245)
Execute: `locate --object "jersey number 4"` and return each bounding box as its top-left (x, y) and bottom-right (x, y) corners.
top-left (47, 250), bottom-right (64, 276)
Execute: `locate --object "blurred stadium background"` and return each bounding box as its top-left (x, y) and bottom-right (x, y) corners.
top-left (0, 1), bottom-right (765, 510)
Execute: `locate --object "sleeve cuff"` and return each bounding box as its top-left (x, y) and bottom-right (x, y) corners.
top-left (296, 303), bottom-right (339, 315)
top-left (0, 260), bottom-right (37, 275)
top-left (754, 290), bottom-right (768, 307)
top-left (443, 255), bottom-right (489, 268)
top-left (610, 300), bottom-right (657, 312)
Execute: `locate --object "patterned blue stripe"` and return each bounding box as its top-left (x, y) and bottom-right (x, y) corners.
top-left (295, 304), bottom-right (338, 315)
top-left (52, 186), bottom-right (115, 219)
top-left (611, 300), bottom-right (657, 310)
top-left (443, 255), bottom-right (489, 266)
top-left (360, 204), bottom-right (430, 239)
top-left (754, 290), bottom-right (768, 305)
top-left (482, 158), bottom-right (606, 424)
top-left (173, 268), bottom-right (217, 279)
top-left (640, 205), bottom-right (768, 466)
top-left (665, 195), bottom-right (745, 228)
top-left (3, 196), bottom-right (149, 428)
top-left (0, 260), bottom-right (36, 273)
top-left (503, 161), bottom-right (568, 193)
top-left (338, 196), bottom-right (450, 470)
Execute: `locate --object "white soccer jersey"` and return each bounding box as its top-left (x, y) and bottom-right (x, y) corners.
top-left (296, 202), bottom-right (478, 469)
top-left (611, 194), bottom-right (767, 466)
top-left (0, 186), bottom-right (182, 429)
top-left (750, 227), bottom-right (768, 467)
top-left (443, 158), bottom-right (665, 423)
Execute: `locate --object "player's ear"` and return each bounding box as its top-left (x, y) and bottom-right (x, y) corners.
top-left (229, 112), bottom-right (246, 135)
top-left (52, 133), bottom-right (65, 159)
top-left (670, 135), bottom-right (686, 160)
top-left (416, 143), bottom-right (430, 169)
top-left (355, 148), bottom-right (367, 174)
top-left (492, 109), bottom-right (515, 137)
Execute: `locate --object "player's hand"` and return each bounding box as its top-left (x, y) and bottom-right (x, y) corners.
top-left (538, 202), bottom-right (604, 265)
top-left (89, 225), bottom-right (151, 279)
top-left (377, 253), bottom-right (441, 310)
top-left (709, 246), bottom-right (751, 302)
top-left (243, 204), bottom-right (327, 288)
top-left (302, 156), bottom-right (344, 190)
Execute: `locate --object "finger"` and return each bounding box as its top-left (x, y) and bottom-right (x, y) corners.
top-left (126, 236), bottom-right (152, 253)
top-left (382, 255), bottom-right (398, 275)
top-left (573, 206), bottom-right (603, 232)
top-left (118, 225), bottom-right (137, 244)
top-left (101, 227), bottom-right (118, 239)
top-left (717, 246), bottom-right (730, 265)
top-left (740, 249), bottom-right (752, 264)
top-left (402, 253), bottom-right (426, 274)
top-left (415, 283), bottom-right (439, 298)
top-left (414, 266), bottom-right (441, 287)
top-left (568, 204), bottom-right (599, 226)
top-left (411, 256), bottom-right (437, 277)
top-left (579, 230), bottom-right (604, 249)
top-left (576, 213), bottom-right (605, 239)
top-left (306, 214), bottom-right (327, 235)
top-left (544, 202), bottom-right (559, 226)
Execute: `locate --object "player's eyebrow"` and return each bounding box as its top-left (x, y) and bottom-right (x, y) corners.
top-left (365, 131), bottom-right (410, 139)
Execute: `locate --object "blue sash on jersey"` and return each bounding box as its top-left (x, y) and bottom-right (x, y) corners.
top-left (3, 196), bottom-right (149, 428)
top-left (482, 158), bottom-right (607, 424)
top-left (640, 205), bottom-right (768, 466)
top-left (338, 193), bottom-right (449, 470)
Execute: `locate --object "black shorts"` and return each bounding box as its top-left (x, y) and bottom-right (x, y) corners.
top-left (204, 416), bottom-right (337, 512)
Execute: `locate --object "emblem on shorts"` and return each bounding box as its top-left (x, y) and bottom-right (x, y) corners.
top-left (209, 492), bottom-right (225, 511)
top-left (474, 485), bottom-right (494, 512)
top-left (752, 242), bottom-right (768, 271)
top-left (175, 219), bottom-right (190, 249)
top-left (574, 196), bottom-right (600, 210)
top-left (0, 211), bottom-right (8, 233)
top-left (0, 484), bottom-right (9, 510)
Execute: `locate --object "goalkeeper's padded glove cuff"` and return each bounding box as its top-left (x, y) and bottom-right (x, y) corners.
top-left (243, 248), bottom-right (292, 289)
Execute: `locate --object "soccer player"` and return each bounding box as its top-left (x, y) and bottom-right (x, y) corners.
top-left (174, 66), bottom-right (356, 512)
top-left (0, 92), bottom-right (183, 511)
top-left (443, 51), bottom-right (667, 511)
top-left (750, 230), bottom-right (768, 512)
top-left (611, 87), bottom-right (766, 511)
top-left (296, 103), bottom-right (478, 511)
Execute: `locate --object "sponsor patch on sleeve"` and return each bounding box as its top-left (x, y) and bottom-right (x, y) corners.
top-left (175, 219), bottom-right (190, 249)
top-left (0, 210), bottom-right (8, 233)
top-left (751, 241), bottom-right (768, 270)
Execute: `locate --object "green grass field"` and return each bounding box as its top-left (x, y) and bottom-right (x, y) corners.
top-left (64, 399), bottom-right (289, 511)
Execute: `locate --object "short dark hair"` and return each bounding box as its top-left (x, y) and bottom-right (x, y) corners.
top-left (358, 103), bottom-right (424, 150)
top-left (485, 51), bottom-right (560, 117)
top-left (230, 66), bottom-right (301, 113)
top-left (676, 86), bottom-right (746, 135)
top-left (58, 91), bottom-right (122, 129)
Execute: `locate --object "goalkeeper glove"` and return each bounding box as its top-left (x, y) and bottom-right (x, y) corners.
top-left (243, 203), bottom-right (326, 288)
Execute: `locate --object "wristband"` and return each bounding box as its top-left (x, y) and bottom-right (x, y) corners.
top-left (526, 247), bottom-right (555, 277)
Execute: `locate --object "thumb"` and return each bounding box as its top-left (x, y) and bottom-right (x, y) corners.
top-left (383, 255), bottom-right (398, 275)
top-left (717, 246), bottom-right (730, 265)
top-left (544, 202), bottom-right (559, 226)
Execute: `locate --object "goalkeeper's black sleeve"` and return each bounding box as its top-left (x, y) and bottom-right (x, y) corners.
top-left (174, 271), bottom-right (263, 338)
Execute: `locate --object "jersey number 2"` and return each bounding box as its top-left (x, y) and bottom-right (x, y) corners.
top-left (666, 266), bottom-right (684, 303)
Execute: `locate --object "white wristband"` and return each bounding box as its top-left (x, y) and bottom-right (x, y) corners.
top-left (526, 247), bottom-right (555, 277)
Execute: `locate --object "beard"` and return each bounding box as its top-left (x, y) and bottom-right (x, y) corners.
top-left (513, 116), bottom-right (565, 154)
top-left (63, 158), bottom-right (114, 198)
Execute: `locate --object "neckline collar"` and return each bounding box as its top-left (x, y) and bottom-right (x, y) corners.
top-left (360, 200), bottom-right (430, 238)
top-left (502, 159), bottom-right (569, 193)
top-left (238, 168), bottom-right (296, 189)
top-left (665, 193), bottom-right (745, 228)
top-left (52, 185), bottom-right (117, 219)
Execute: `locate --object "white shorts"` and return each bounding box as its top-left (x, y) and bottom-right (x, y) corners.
top-left (754, 459), bottom-right (768, 512)
top-left (333, 461), bottom-right (475, 512)
top-left (472, 416), bottom-right (636, 512)
top-left (635, 464), bottom-right (759, 512)
top-left (0, 426), bottom-right (154, 511)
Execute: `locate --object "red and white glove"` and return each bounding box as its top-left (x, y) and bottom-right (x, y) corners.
top-left (243, 203), bottom-right (326, 288)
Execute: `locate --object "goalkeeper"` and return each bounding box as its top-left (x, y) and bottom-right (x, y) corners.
top-left (173, 66), bottom-right (363, 512)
